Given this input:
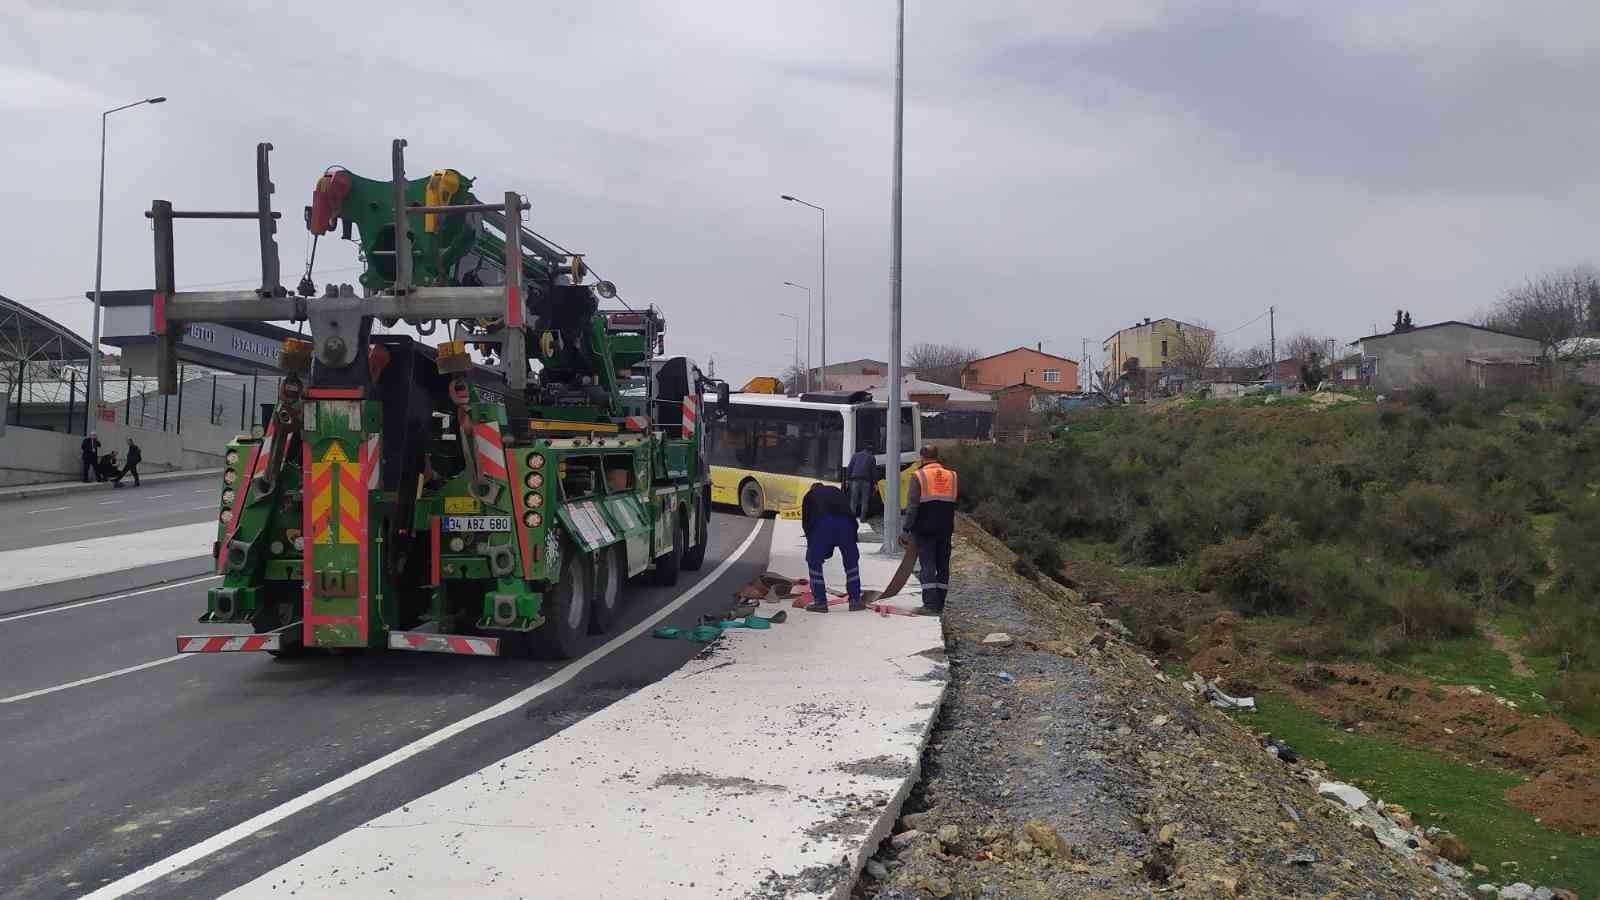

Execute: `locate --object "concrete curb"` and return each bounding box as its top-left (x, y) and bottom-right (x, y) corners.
top-left (0, 468), bottom-right (223, 503)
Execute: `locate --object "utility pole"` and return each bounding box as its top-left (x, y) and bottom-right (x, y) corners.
top-left (1268, 305), bottom-right (1276, 383)
top-left (1080, 338), bottom-right (1090, 392)
top-left (881, 0), bottom-right (906, 553)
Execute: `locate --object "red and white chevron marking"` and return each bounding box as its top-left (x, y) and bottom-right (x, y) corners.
top-left (387, 632), bottom-right (500, 656)
top-left (474, 421), bottom-right (507, 481)
top-left (362, 433), bottom-right (381, 490)
top-left (176, 633), bottom-right (278, 653)
top-left (681, 396), bottom-right (697, 439)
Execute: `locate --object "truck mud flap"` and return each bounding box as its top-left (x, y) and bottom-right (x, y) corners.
top-left (388, 630), bottom-right (500, 656)
top-left (177, 623), bottom-right (301, 653)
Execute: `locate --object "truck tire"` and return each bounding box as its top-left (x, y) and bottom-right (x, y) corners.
top-left (682, 503), bottom-right (709, 571)
top-left (738, 479), bottom-right (765, 518)
top-left (589, 545), bottom-right (625, 634)
top-left (530, 546), bottom-right (591, 659)
top-left (649, 514), bottom-right (686, 587)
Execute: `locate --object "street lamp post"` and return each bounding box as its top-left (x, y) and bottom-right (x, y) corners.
top-left (90, 95), bottom-right (167, 433)
top-left (882, 0), bottom-right (906, 553)
top-left (778, 312), bottom-right (801, 387)
top-left (780, 194), bottom-right (825, 387)
top-left (782, 281), bottom-right (812, 391)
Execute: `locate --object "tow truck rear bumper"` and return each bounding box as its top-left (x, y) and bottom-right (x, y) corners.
top-left (388, 630), bottom-right (500, 656)
top-left (177, 622), bottom-right (300, 653)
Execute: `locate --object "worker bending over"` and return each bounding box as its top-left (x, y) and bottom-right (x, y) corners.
top-left (801, 482), bottom-right (864, 612)
top-left (903, 445), bottom-right (958, 616)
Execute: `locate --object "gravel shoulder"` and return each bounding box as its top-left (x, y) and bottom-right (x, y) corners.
top-left (856, 517), bottom-right (1466, 899)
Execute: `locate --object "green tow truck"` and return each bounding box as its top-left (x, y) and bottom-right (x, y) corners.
top-left (159, 139), bottom-right (726, 659)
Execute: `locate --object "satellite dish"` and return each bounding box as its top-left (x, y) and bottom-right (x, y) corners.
top-left (594, 280), bottom-right (617, 299)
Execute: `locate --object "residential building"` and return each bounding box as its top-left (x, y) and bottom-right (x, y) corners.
top-left (1350, 321), bottom-right (1542, 393)
top-left (960, 347), bottom-right (1078, 393)
top-left (805, 358), bottom-right (890, 391)
top-left (1100, 318), bottom-right (1215, 386)
top-left (865, 375), bottom-right (995, 442)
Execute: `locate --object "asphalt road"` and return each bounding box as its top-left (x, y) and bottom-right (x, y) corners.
top-left (0, 473), bottom-right (221, 552)
top-left (0, 505), bottom-right (770, 899)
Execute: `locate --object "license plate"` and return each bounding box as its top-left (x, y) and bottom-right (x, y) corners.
top-left (444, 496), bottom-right (481, 514)
top-left (443, 515), bottom-right (511, 532)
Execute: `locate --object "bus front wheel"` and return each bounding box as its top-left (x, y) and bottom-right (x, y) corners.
top-left (738, 479), bottom-right (765, 518)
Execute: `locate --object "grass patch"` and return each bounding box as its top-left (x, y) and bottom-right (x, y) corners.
top-left (1236, 691), bottom-right (1599, 894)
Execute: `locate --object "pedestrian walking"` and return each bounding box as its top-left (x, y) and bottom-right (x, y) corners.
top-left (80, 432), bottom-right (102, 482)
top-left (113, 437), bottom-right (142, 487)
top-left (845, 445), bottom-right (875, 521)
top-left (801, 481), bottom-right (864, 612)
top-left (902, 445), bottom-right (958, 616)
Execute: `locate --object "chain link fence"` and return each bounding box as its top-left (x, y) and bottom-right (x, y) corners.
top-left (0, 363), bottom-right (281, 435)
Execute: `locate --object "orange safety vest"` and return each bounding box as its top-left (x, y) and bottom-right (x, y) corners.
top-left (915, 462), bottom-right (959, 502)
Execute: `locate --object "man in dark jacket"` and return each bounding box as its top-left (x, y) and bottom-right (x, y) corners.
top-left (801, 482), bottom-right (864, 612)
top-left (80, 432), bottom-right (102, 482)
top-left (845, 446), bottom-right (875, 520)
top-left (902, 445), bottom-right (958, 616)
top-left (113, 438), bottom-right (142, 487)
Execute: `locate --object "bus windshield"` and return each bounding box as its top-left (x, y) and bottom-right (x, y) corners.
top-left (853, 405), bottom-right (916, 457)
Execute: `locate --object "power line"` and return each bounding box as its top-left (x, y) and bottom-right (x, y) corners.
top-left (1216, 308), bottom-right (1272, 337)
top-left (14, 266), bottom-right (367, 310)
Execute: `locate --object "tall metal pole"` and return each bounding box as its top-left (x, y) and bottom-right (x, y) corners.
top-left (783, 281), bottom-right (813, 390)
top-left (1269, 305), bottom-right (1277, 383)
top-left (881, 0), bottom-right (906, 552)
top-left (89, 97), bottom-right (165, 430)
top-left (779, 312), bottom-right (800, 385)
top-left (780, 196), bottom-right (826, 386)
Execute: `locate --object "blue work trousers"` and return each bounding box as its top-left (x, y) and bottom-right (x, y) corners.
top-left (806, 515), bottom-right (862, 604)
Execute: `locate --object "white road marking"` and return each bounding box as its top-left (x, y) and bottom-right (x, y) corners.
top-left (193, 488), bottom-right (211, 493)
top-left (0, 655), bottom-right (193, 705)
top-left (42, 519), bottom-right (130, 533)
top-left (26, 506), bottom-right (70, 515)
top-left (0, 575), bottom-right (221, 625)
top-left (80, 519), bottom-right (768, 900)
top-left (97, 499), bottom-right (124, 505)
top-left (147, 493), bottom-right (173, 499)
top-left (187, 504), bottom-right (217, 511)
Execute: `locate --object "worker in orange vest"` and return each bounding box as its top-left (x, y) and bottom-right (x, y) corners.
top-left (902, 445), bottom-right (958, 616)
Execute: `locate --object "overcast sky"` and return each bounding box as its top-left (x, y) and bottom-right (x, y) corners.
top-left (4, 1), bottom-right (1598, 383)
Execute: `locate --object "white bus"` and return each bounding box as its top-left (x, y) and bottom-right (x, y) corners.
top-left (706, 391), bottom-right (921, 517)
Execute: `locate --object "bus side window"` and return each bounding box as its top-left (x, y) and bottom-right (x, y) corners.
top-left (816, 412), bottom-right (844, 480)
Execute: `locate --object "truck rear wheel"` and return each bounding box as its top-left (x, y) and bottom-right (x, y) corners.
top-left (738, 479), bottom-right (765, 518)
top-left (530, 547), bottom-right (591, 659)
top-left (682, 503), bottom-right (709, 571)
top-left (589, 545), bottom-right (625, 634)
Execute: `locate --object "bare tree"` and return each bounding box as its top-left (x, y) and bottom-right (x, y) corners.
top-left (1481, 267), bottom-right (1600, 354)
top-left (1238, 344), bottom-right (1272, 369)
top-left (1214, 342), bottom-right (1242, 369)
top-left (1170, 326), bottom-right (1218, 379)
top-left (1283, 333), bottom-right (1336, 365)
top-left (905, 343), bottom-right (981, 387)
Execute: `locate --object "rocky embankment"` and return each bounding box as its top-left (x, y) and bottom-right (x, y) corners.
top-left (855, 519), bottom-right (1473, 899)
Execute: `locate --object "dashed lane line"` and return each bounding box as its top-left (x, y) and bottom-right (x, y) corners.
top-left (0, 655), bottom-right (193, 704)
top-left (26, 506), bottom-right (70, 515)
top-left (79, 518), bottom-right (768, 900)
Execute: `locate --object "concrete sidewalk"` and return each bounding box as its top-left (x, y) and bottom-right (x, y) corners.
top-left (225, 517), bottom-right (947, 900)
top-left (0, 468), bottom-right (223, 503)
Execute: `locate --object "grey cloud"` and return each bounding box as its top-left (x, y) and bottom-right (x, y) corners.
top-left (981, 8), bottom-right (1600, 194)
